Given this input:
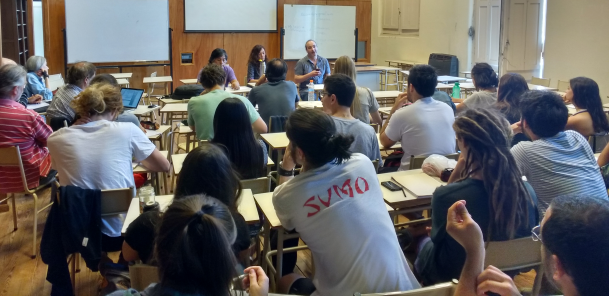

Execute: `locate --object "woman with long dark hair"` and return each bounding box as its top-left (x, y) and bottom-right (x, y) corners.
top-left (247, 45), bottom-right (267, 83)
top-left (455, 63), bottom-right (499, 113)
top-left (212, 98), bottom-right (267, 179)
top-left (122, 144), bottom-right (251, 265)
top-left (494, 73), bottom-right (530, 146)
top-left (207, 48), bottom-right (241, 90)
top-left (564, 77), bottom-right (609, 137)
top-left (414, 108), bottom-right (538, 285)
top-left (111, 195), bottom-right (269, 296)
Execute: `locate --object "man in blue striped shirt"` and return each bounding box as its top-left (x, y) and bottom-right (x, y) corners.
top-left (511, 91), bottom-right (607, 214)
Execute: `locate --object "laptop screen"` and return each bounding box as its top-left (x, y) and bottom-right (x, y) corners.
top-left (121, 88), bottom-right (144, 108)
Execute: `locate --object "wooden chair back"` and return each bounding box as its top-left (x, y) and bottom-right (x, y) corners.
top-left (100, 188), bottom-right (133, 216)
top-left (129, 264), bottom-right (159, 291)
top-left (409, 153), bottom-right (459, 170)
top-left (370, 123), bottom-right (380, 133)
top-left (241, 175), bottom-right (271, 194)
top-left (485, 237), bottom-right (542, 271)
top-left (354, 282), bottom-right (456, 296)
top-left (557, 80), bottom-right (570, 92)
top-left (531, 77), bottom-right (551, 87)
top-left (0, 146), bottom-right (29, 193)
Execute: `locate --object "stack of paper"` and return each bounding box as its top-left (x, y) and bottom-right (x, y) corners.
top-left (391, 173), bottom-right (443, 198)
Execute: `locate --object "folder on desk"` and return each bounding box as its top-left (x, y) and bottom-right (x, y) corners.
top-left (391, 173), bottom-right (443, 198)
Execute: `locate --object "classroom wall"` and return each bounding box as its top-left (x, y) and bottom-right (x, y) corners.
top-left (43, 0), bottom-right (372, 91)
top-left (543, 0), bottom-right (609, 102)
top-left (370, 0), bottom-right (473, 73)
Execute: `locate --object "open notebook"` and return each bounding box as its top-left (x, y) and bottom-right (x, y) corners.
top-left (391, 173), bottom-right (443, 198)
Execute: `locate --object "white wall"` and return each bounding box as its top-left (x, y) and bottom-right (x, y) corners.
top-left (371, 0), bottom-right (474, 73)
top-left (544, 0), bottom-right (609, 102)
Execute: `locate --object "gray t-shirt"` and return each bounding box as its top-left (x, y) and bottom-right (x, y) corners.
top-left (295, 55), bottom-right (331, 98)
top-left (248, 80), bottom-right (299, 126)
top-left (462, 91), bottom-right (497, 111)
top-left (353, 86), bottom-right (380, 124)
top-left (332, 117), bottom-right (381, 167)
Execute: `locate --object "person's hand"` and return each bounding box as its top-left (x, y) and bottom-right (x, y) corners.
top-left (282, 142), bottom-right (296, 171)
top-left (446, 200), bottom-right (483, 253)
top-left (243, 266), bottom-right (269, 296)
top-left (562, 94), bottom-right (571, 104)
top-left (308, 70), bottom-right (321, 78)
top-left (139, 124), bottom-right (147, 134)
top-left (476, 265), bottom-right (520, 296)
top-left (511, 121), bottom-right (522, 135)
top-left (28, 94), bottom-right (43, 104)
top-left (73, 116), bottom-right (92, 126)
top-left (391, 92), bottom-right (409, 113)
top-left (42, 70), bottom-right (49, 79)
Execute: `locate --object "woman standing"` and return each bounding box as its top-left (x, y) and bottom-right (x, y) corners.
top-left (247, 45), bottom-right (267, 83)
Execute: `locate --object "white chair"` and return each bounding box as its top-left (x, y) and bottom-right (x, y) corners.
top-left (0, 146), bottom-right (56, 258)
top-left (557, 80), bottom-right (570, 92)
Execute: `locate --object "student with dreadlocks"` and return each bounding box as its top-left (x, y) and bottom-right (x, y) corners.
top-left (412, 108), bottom-right (539, 285)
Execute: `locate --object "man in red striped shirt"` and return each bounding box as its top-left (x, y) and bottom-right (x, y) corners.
top-left (0, 63), bottom-right (52, 211)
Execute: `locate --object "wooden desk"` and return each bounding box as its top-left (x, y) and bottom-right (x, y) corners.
top-left (226, 86), bottom-right (252, 95)
top-left (180, 78), bottom-right (198, 84)
top-left (159, 103), bottom-right (188, 125)
top-left (143, 76), bottom-right (173, 100)
top-left (377, 169), bottom-right (444, 210)
top-left (172, 151), bottom-right (274, 176)
top-left (437, 76), bottom-right (468, 83)
top-left (461, 71), bottom-right (471, 78)
top-left (296, 101), bottom-right (322, 109)
top-left (373, 90), bottom-right (402, 107)
top-left (247, 82), bottom-right (256, 88)
top-left (331, 61), bottom-right (376, 67)
top-left (111, 73), bottom-right (133, 79)
top-left (160, 98), bottom-right (189, 105)
top-left (371, 67), bottom-right (401, 91)
top-left (379, 106), bottom-right (392, 119)
top-left (385, 59), bottom-right (421, 67)
top-left (131, 105), bottom-right (162, 118)
top-left (133, 150), bottom-right (168, 194)
top-left (357, 67), bottom-right (382, 92)
top-left (528, 84), bottom-right (558, 91)
top-left (122, 189), bottom-right (260, 234)
top-left (117, 78), bottom-right (130, 86)
top-left (146, 125), bottom-right (171, 150)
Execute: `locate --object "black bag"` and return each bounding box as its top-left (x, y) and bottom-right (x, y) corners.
top-left (171, 84), bottom-right (204, 100)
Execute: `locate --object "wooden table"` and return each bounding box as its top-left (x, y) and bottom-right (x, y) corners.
top-left (461, 71), bottom-right (471, 78)
top-left (160, 98), bottom-right (189, 105)
top-left (296, 101), bottom-right (322, 109)
top-left (117, 78), bottom-right (130, 86)
top-left (331, 61), bottom-right (376, 67)
top-left (143, 76), bottom-right (173, 101)
top-left (111, 73), bottom-right (133, 79)
top-left (180, 78), bottom-right (198, 84)
top-left (357, 67), bottom-right (382, 92)
top-left (122, 189), bottom-right (260, 234)
top-left (133, 150), bottom-right (168, 195)
top-left (373, 90), bottom-right (402, 107)
top-left (437, 76), bottom-right (468, 83)
top-left (159, 103), bottom-right (188, 125)
top-left (172, 151), bottom-right (274, 176)
top-left (528, 84), bottom-right (558, 91)
top-left (130, 105), bottom-right (162, 118)
top-left (226, 86), bottom-right (252, 96)
top-left (146, 125), bottom-right (171, 150)
top-left (377, 169), bottom-right (443, 210)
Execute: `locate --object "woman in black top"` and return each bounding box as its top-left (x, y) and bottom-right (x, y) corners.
top-left (211, 97), bottom-right (267, 180)
top-left (122, 144), bottom-right (251, 265)
top-left (247, 45), bottom-right (267, 83)
top-left (414, 108), bottom-right (538, 285)
top-left (494, 73), bottom-right (530, 146)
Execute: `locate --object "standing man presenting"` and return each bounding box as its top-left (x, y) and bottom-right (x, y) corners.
top-left (294, 40), bottom-right (331, 100)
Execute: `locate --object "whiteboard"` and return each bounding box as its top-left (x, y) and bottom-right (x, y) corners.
top-left (65, 0), bottom-right (169, 64)
top-left (184, 0), bottom-right (277, 32)
top-left (283, 5), bottom-right (356, 60)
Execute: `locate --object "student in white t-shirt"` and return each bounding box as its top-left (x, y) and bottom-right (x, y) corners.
top-left (455, 63), bottom-right (498, 113)
top-left (273, 109), bottom-right (419, 296)
top-left (321, 73), bottom-right (381, 167)
top-left (47, 84), bottom-right (170, 252)
top-left (380, 65), bottom-right (456, 171)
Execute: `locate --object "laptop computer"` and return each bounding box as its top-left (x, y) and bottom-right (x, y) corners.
top-left (121, 88), bottom-right (144, 110)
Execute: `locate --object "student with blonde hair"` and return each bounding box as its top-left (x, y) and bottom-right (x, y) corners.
top-left (48, 83), bottom-right (169, 251)
top-left (333, 55), bottom-right (382, 125)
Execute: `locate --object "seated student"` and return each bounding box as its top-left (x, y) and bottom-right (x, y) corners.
top-left (211, 98), bottom-right (267, 179)
top-left (47, 84), bottom-right (170, 252)
top-left (189, 64), bottom-right (266, 140)
top-left (321, 73), bottom-right (381, 166)
top-left (273, 109), bottom-right (419, 296)
top-left (494, 73), bottom-right (530, 146)
top-left (333, 55), bottom-right (382, 125)
top-left (455, 63), bottom-right (498, 113)
top-left (414, 108), bottom-right (538, 285)
top-left (123, 144), bottom-right (251, 265)
top-left (247, 44), bottom-right (267, 83)
top-left (450, 196), bottom-right (609, 296)
top-left (511, 91), bottom-right (607, 214)
top-left (207, 48), bottom-right (240, 90)
top-left (88, 74), bottom-right (142, 129)
top-left (248, 59), bottom-right (299, 126)
top-left (380, 65), bottom-right (456, 171)
top-left (563, 77), bottom-right (609, 137)
top-left (431, 90), bottom-right (457, 113)
top-left (46, 62), bottom-right (96, 125)
top-left (0, 64), bottom-right (53, 204)
top-left (1, 57), bottom-right (42, 107)
top-left (25, 56), bottom-right (53, 101)
top-left (111, 195), bottom-right (270, 296)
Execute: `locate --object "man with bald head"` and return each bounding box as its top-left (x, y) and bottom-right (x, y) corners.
top-left (294, 39), bottom-right (331, 100)
top-left (46, 62), bottom-right (96, 128)
top-left (1, 57), bottom-right (43, 107)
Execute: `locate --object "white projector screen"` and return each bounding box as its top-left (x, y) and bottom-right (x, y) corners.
top-left (65, 0), bottom-right (169, 64)
top-left (283, 5), bottom-right (356, 60)
top-left (184, 0), bottom-right (277, 32)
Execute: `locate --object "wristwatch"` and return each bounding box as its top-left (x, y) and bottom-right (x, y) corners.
top-left (278, 161), bottom-right (294, 177)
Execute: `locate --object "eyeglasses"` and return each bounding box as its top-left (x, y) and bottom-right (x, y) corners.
top-left (531, 225), bottom-right (542, 242)
top-left (321, 91), bottom-right (330, 97)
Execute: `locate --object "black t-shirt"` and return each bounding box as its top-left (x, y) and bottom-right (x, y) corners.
top-left (416, 178), bottom-right (538, 285)
top-left (124, 210), bottom-right (251, 264)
